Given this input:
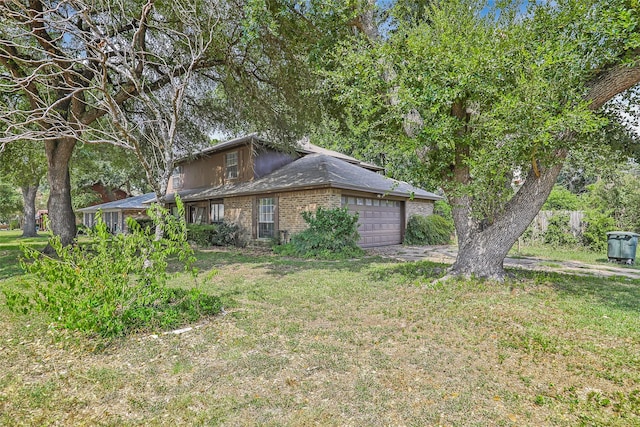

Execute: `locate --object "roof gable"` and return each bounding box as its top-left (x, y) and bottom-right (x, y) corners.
top-left (177, 134), bottom-right (384, 172)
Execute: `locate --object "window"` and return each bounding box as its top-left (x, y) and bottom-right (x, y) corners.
top-left (103, 211), bottom-right (119, 233)
top-left (171, 206), bottom-right (181, 218)
top-left (172, 166), bottom-right (184, 189)
top-left (84, 213), bottom-right (95, 228)
top-left (225, 151), bottom-right (238, 179)
top-left (210, 202), bottom-right (224, 223)
top-left (258, 197), bottom-right (275, 239)
top-left (189, 206), bottom-right (205, 225)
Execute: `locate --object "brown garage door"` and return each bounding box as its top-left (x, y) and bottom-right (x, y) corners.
top-left (343, 196), bottom-right (403, 247)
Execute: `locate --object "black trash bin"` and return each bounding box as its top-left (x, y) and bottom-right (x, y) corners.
top-left (606, 231), bottom-right (640, 265)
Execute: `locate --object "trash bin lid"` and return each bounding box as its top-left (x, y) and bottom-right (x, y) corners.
top-left (606, 231), bottom-right (640, 237)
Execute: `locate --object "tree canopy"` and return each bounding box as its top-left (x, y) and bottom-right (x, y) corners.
top-left (0, 0), bottom-right (327, 244)
top-left (324, 0), bottom-right (640, 278)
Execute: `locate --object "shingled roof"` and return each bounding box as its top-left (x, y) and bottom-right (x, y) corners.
top-left (170, 154), bottom-right (440, 203)
top-left (77, 192), bottom-right (156, 213)
top-left (178, 133), bottom-right (384, 172)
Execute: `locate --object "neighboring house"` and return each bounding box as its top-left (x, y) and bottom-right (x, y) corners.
top-left (79, 134), bottom-right (441, 247)
top-left (88, 182), bottom-right (129, 204)
top-left (78, 192), bottom-right (156, 233)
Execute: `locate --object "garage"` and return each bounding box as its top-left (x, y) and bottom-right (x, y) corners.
top-left (342, 196), bottom-right (403, 247)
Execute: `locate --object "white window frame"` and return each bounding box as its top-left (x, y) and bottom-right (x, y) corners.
top-left (172, 165), bottom-right (184, 189)
top-left (225, 151), bottom-right (238, 179)
top-left (189, 206), bottom-right (206, 225)
top-left (210, 202), bottom-right (224, 223)
top-left (258, 197), bottom-right (276, 239)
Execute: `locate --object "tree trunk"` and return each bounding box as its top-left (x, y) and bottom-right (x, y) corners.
top-left (20, 184), bottom-right (39, 237)
top-left (448, 61), bottom-right (640, 280)
top-left (449, 161), bottom-right (564, 280)
top-left (45, 139), bottom-right (77, 248)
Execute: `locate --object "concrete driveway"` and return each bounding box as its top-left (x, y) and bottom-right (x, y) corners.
top-left (367, 245), bottom-right (640, 279)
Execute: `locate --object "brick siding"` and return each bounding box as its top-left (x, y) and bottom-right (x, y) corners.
top-left (405, 200), bottom-right (435, 223)
top-left (225, 191), bottom-right (434, 245)
top-left (278, 188), bottom-right (342, 235)
top-left (223, 196), bottom-right (253, 243)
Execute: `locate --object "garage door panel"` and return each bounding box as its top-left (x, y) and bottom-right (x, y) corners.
top-left (346, 196), bottom-right (402, 247)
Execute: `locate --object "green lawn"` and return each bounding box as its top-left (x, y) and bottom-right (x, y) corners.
top-left (509, 243), bottom-right (640, 268)
top-left (1, 242), bottom-right (639, 425)
top-left (0, 230), bottom-right (49, 279)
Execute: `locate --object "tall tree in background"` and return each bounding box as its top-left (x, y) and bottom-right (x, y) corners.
top-left (70, 143), bottom-right (151, 209)
top-left (0, 0), bottom-right (320, 246)
top-left (326, 0), bottom-right (640, 279)
top-left (0, 181), bottom-right (22, 226)
top-left (0, 142), bottom-right (46, 237)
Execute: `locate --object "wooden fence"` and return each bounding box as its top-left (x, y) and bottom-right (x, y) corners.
top-left (529, 210), bottom-right (585, 236)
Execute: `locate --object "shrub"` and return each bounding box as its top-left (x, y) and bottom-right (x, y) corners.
top-left (543, 213), bottom-right (578, 247)
top-left (186, 222), bottom-right (243, 247)
top-left (543, 185), bottom-right (581, 211)
top-left (211, 222), bottom-right (243, 247)
top-left (275, 207), bottom-right (363, 259)
top-left (582, 209), bottom-right (616, 252)
top-left (133, 218), bottom-right (155, 231)
top-left (404, 214), bottom-right (453, 245)
top-left (187, 224), bottom-right (218, 246)
top-left (434, 200), bottom-right (454, 224)
top-left (3, 198), bottom-right (221, 338)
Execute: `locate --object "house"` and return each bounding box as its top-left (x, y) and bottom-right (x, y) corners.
top-left (79, 134), bottom-right (441, 247)
top-left (78, 192), bottom-right (156, 233)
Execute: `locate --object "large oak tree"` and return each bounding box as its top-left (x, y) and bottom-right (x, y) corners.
top-left (0, 0), bottom-right (319, 246)
top-left (326, 0), bottom-right (640, 279)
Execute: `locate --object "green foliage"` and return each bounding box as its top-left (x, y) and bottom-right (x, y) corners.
top-left (582, 209), bottom-right (616, 252)
top-left (275, 207), bottom-right (363, 259)
top-left (187, 224), bottom-right (218, 247)
top-left (0, 182), bottom-right (22, 223)
top-left (3, 199), bottom-right (221, 338)
top-left (326, 0), bottom-right (617, 212)
top-left (186, 222), bottom-right (243, 247)
top-left (583, 171), bottom-right (640, 233)
top-left (211, 222), bottom-right (243, 247)
top-left (543, 214), bottom-right (578, 248)
top-left (404, 214), bottom-right (453, 245)
top-left (133, 218), bottom-right (155, 231)
top-left (543, 185), bottom-right (581, 211)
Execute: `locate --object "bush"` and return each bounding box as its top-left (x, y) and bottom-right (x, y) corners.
top-left (187, 224), bottom-right (218, 246)
top-left (543, 185), bottom-right (581, 211)
top-left (404, 214), bottom-right (453, 245)
top-left (3, 198), bottom-right (222, 338)
top-left (211, 222), bottom-right (243, 247)
top-left (582, 209), bottom-right (616, 252)
top-left (275, 207), bottom-right (364, 259)
top-left (133, 218), bottom-right (155, 232)
top-left (543, 213), bottom-right (578, 247)
top-left (186, 222), bottom-right (243, 247)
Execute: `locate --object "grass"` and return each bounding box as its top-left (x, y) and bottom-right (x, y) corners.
top-left (0, 230), bottom-right (49, 279)
top-left (0, 230), bottom-right (49, 250)
top-left (0, 240), bottom-right (639, 425)
top-left (510, 243), bottom-right (631, 267)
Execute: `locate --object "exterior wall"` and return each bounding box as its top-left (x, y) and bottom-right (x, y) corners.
top-left (254, 147), bottom-right (296, 179)
top-left (223, 195), bottom-right (254, 243)
top-left (168, 145), bottom-right (253, 192)
top-left (277, 188), bottom-right (342, 236)
top-left (405, 199), bottom-right (435, 223)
